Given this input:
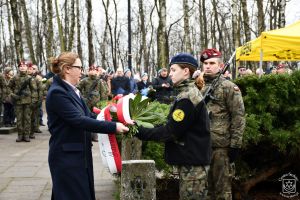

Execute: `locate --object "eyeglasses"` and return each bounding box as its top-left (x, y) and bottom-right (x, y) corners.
top-left (71, 65), bottom-right (83, 71)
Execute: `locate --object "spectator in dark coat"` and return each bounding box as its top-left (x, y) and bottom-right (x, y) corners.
top-left (124, 68), bottom-right (138, 94)
top-left (152, 68), bottom-right (173, 104)
top-left (111, 67), bottom-right (131, 96)
top-left (46, 52), bottom-right (129, 200)
top-left (137, 73), bottom-right (152, 96)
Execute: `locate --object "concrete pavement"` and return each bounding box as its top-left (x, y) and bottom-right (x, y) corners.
top-left (0, 125), bottom-right (117, 200)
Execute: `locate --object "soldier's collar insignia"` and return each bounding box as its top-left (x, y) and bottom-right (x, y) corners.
top-left (172, 109), bottom-right (185, 122)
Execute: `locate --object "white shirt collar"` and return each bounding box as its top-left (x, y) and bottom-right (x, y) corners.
top-left (63, 79), bottom-right (80, 98)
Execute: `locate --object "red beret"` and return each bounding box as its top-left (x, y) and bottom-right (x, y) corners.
top-left (89, 64), bottom-right (97, 71)
top-left (27, 62), bottom-right (33, 68)
top-left (200, 48), bottom-right (222, 62)
top-left (18, 61), bottom-right (27, 67)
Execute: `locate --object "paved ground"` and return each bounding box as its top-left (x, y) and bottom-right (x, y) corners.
top-left (0, 124), bottom-right (117, 200)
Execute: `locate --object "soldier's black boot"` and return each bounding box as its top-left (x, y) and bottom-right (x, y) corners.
top-left (34, 129), bottom-right (42, 133)
top-left (23, 136), bottom-right (30, 142)
top-left (29, 134), bottom-right (35, 139)
top-left (16, 135), bottom-right (23, 142)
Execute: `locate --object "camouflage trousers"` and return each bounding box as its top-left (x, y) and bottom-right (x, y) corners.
top-left (15, 104), bottom-right (31, 137)
top-left (207, 148), bottom-right (234, 200)
top-left (178, 165), bottom-right (209, 200)
top-left (30, 102), bottom-right (40, 136)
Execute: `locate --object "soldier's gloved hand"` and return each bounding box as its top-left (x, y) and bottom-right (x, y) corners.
top-left (228, 148), bottom-right (240, 163)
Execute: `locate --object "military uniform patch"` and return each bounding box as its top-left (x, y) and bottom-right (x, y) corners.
top-left (234, 86), bottom-right (240, 91)
top-left (172, 109), bottom-right (185, 122)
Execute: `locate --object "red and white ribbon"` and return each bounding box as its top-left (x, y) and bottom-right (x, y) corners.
top-left (96, 105), bottom-right (122, 174)
top-left (116, 93), bottom-right (136, 124)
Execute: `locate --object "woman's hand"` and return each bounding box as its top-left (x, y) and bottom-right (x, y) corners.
top-left (116, 122), bottom-right (129, 134)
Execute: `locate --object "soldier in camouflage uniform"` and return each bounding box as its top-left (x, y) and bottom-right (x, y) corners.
top-left (200, 48), bottom-right (245, 200)
top-left (1, 67), bottom-right (15, 127)
top-left (9, 61), bottom-right (32, 142)
top-left (137, 53), bottom-right (211, 200)
top-left (27, 64), bottom-right (43, 139)
top-left (97, 66), bottom-right (110, 100)
top-left (78, 65), bottom-right (108, 141)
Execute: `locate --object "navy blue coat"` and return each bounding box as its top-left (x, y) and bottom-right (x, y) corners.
top-left (46, 75), bottom-right (116, 200)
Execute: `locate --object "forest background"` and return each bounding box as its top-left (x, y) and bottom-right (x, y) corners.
top-left (0, 0), bottom-right (299, 77)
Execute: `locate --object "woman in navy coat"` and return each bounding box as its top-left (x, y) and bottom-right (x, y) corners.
top-left (46, 52), bottom-right (129, 200)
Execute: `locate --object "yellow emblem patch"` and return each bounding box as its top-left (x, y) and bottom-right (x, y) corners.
top-left (172, 109), bottom-right (185, 122)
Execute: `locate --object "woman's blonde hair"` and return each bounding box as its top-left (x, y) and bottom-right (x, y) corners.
top-left (49, 52), bottom-right (79, 77)
top-left (176, 63), bottom-right (205, 90)
top-left (195, 72), bottom-right (205, 90)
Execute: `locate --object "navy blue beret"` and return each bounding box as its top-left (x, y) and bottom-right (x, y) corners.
top-left (169, 53), bottom-right (198, 69)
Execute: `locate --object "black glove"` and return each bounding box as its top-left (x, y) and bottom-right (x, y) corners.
top-left (228, 148), bottom-right (240, 163)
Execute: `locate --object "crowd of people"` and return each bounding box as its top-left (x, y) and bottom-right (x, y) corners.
top-left (0, 48), bottom-right (297, 200)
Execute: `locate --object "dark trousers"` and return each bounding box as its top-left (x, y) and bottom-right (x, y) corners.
top-left (39, 104), bottom-right (43, 124)
top-left (3, 102), bottom-right (15, 125)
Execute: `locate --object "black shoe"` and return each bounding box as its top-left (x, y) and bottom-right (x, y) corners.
top-left (16, 136), bottom-right (23, 142)
top-left (92, 139), bottom-right (98, 142)
top-left (34, 129), bottom-right (42, 133)
top-left (40, 122), bottom-right (45, 126)
top-left (29, 135), bottom-right (35, 139)
top-left (23, 136), bottom-right (31, 142)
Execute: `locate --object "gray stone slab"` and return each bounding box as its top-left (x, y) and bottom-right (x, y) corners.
top-left (2, 166), bottom-right (40, 177)
top-left (0, 177), bottom-right (11, 191)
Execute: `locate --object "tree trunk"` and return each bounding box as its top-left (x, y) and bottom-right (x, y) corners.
top-left (232, 0), bottom-right (239, 49)
top-left (86, 0), bottom-right (95, 66)
top-left (269, 0), bottom-right (277, 30)
top-left (138, 0), bottom-right (149, 73)
top-left (35, 0), bottom-right (44, 68)
top-left (201, 0), bottom-right (208, 49)
top-left (0, 6), bottom-right (6, 66)
top-left (100, 24), bottom-right (108, 69)
top-left (55, 0), bottom-right (65, 52)
top-left (76, 0), bottom-right (82, 59)
top-left (183, 0), bottom-right (192, 53)
top-left (68, 0), bottom-right (75, 51)
top-left (102, 0), bottom-right (117, 70)
top-left (156, 0), bottom-right (168, 68)
top-left (9, 0), bottom-right (23, 63)
top-left (5, 0), bottom-right (16, 67)
top-left (256, 0), bottom-right (265, 35)
top-left (64, 0), bottom-right (69, 50)
top-left (278, 0), bottom-right (286, 28)
top-left (46, 0), bottom-right (54, 68)
top-left (20, 0), bottom-right (36, 63)
top-left (113, 0), bottom-right (118, 69)
top-left (212, 0), bottom-right (224, 51)
top-left (198, 0), bottom-right (206, 50)
top-left (241, 0), bottom-right (251, 42)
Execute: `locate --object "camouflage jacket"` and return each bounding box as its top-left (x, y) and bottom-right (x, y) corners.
top-left (0, 74), bottom-right (10, 101)
top-left (175, 79), bottom-right (203, 106)
top-left (29, 75), bottom-right (43, 103)
top-left (201, 74), bottom-right (245, 148)
top-left (8, 72), bottom-right (32, 105)
top-left (77, 75), bottom-right (108, 109)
